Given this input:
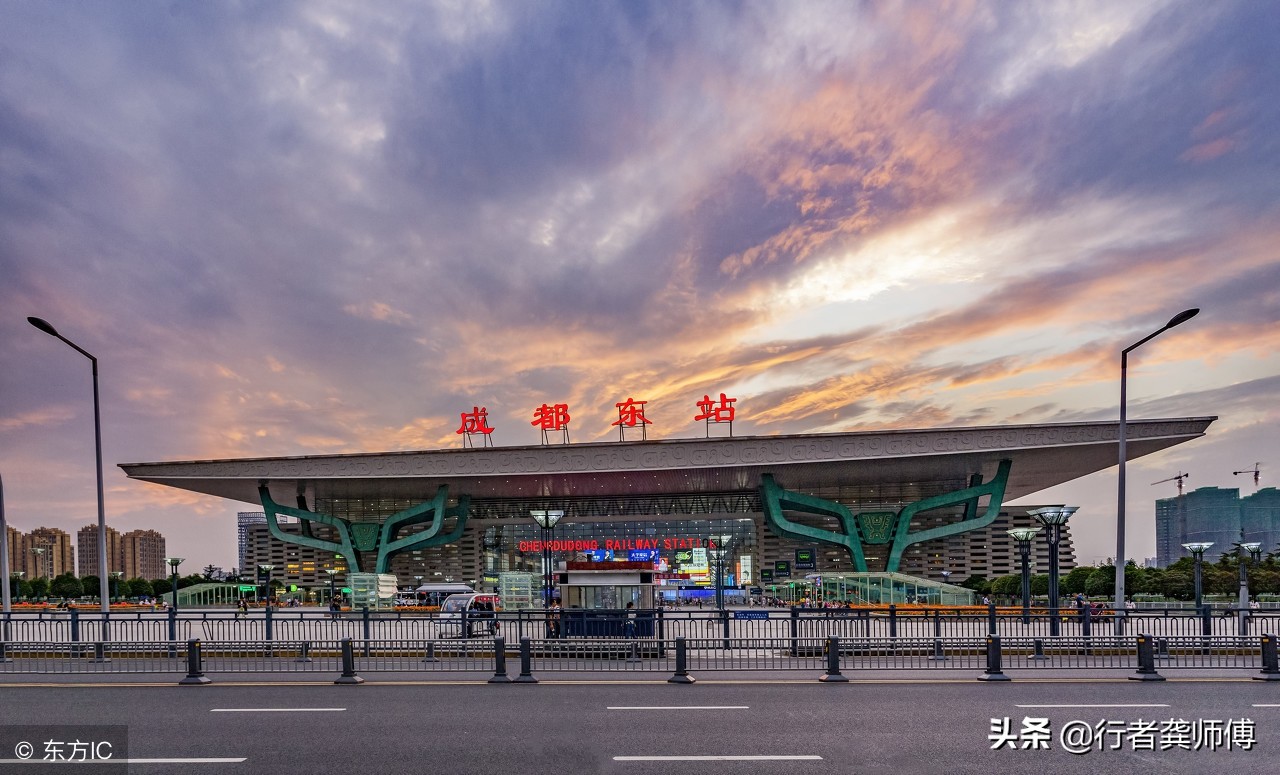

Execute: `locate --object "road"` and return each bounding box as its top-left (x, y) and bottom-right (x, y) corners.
top-left (0, 678), bottom-right (1276, 774)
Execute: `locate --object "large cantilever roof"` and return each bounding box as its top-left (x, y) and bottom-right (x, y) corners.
top-left (120, 417), bottom-right (1215, 510)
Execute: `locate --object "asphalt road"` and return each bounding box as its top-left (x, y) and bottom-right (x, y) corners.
top-left (0, 679), bottom-right (1277, 774)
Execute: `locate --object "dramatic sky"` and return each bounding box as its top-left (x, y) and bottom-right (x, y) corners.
top-left (2, 0), bottom-right (1277, 574)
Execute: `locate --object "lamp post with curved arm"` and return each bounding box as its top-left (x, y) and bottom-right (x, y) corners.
top-left (28, 317), bottom-right (112, 613)
top-left (1115, 309), bottom-right (1199, 624)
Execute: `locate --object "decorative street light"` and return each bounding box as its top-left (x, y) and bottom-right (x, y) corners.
top-left (30, 547), bottom-right (47, 579)
top-left (324, 568), bottom-right (338, 604)
top-left (28, 317), bottom-right (112, 613)
top-left (258, 564), bottom-right (275, 605)
top-left (1007, 527), bottom-right (1042, 623)
top-left (109, 571), bottom-right (124, 603)
top-left (1239, 539), bottom-right (1263, 635)
top-left (709, 541), bottom-right (728, 611)
top-left (414, 575), bottom-right (424, 605)
top-left (1115, 308), bottom-right (1200, 621)
top-left (1030, 506), bottom-right (1078, 637)
top-left (530, 510), bottom-right (564, 607)
top-left (166, 557), bottom-right (184, 611)
top-left (1181, 542), bottom-right (1213, 611)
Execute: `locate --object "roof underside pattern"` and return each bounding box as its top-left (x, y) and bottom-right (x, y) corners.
top-left (120, 418), bottom-right (1215, 518)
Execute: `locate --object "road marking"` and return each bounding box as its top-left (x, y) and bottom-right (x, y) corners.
top-left (1252, 704), bottom-right (1280, 707)
top-left (608, 706), bottom-right (748, 710)
top-left (0, 758), bottom-right (246, 764)
top-left (615, 756), bottom-right (822, 761)
top-left (211, 708), bottom-right (345, 712)
top-left (1016, 704), bottom-right (1170, 709)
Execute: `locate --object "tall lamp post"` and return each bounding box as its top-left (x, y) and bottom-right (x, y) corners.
top-left (258, 564), bottom-right (275, 605)
top-left (1182, 542), bottom-right (1213, 612)
top-left (1007, 527), bottom-right (1042, 623)
top-left (28, 317), bottom-right (112, 614)
top-left (109, 571), bottom-right (123, 603)
top-left (1030, 506), bottom-right (1078, 637)
top-left (709, 545), bottom-right (727, 611)
top-left (1239, 539), bottom-right (1263, 635)
top-left (166, 557), bottom-right (184, 611)
top-left (0, 472), bottom-right (9, 613)
top-left (530, 510), bottom-right (564, 606)
top-left (324, 568), bottom-right (338, 604)
top-left (414, 575), bottom-right (424, 605)
top-left (1115, 308), bottom-right (1200, 622)
top-left (30, 547), bottom-right (47, 580)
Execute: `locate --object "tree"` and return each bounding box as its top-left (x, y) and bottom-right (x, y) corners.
top-left (1085, 567), bottom-right (1115, 597)
top-left (202, 565), bottom-right (221, 581)
top-left (81, 574), bottom-right (101, 598)
top-left (960, 574), bottom-right (990, 594)
top-left (126, 578), bottom-right (153, 598)
top-left (178, 574), bottom-right (203, 589)
top-left (1061, 566), bottom-right (1094, 595)
top-left (50, 573), bottom-right (83, 599)
top-left (1159, 570), bottom-right (1194, 600)
top-left (151, 578), bottom-right (172, 595)
top-left (1029, 574), bottom-right (1049, 597)
top-left (28, 577), bottom-right (50, 599)
top-left (989, 575), bottom-right (1020, 597)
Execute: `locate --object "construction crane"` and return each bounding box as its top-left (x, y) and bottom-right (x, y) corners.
top-left (1233, 463), bottom-right (1262, 487)
top-left (1152, 471), bottom-right (1190, 496)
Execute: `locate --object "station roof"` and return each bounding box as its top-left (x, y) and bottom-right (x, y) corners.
top-left (120, 417), bottom-right (1215, 513)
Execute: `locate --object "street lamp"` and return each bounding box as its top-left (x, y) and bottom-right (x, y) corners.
top-left (1007, 527), bottom-right (1042, 623)
top-left (324, 568), bottom-right (338, 604)
top-left (0, 472), bottom-right (9, 613)
top-left (1181, 542), bottom-right (1213, 611)
top-left (1030, 506), bottom-right (1078, 637)
top-left (166, 557), bottom-right (184, 611)
top-left (414, 575), bottom-right (424, 605)
top-left (109, 571), bottom-right (124, 603)
top-left (258, 564), bottom-right (275, 605)
top-left (1239, 540), bottom-right (1263, 634)
top-left (1115, 308), bottom-right (1200, 619)
top-left (30, 547), bottom-right (47, 579)
top-left (709, 546), bottom-right (727, 610)
top-left (530, 509), bottom-right (564, 607)
top-left (28, 317), bottom-right (112, 614)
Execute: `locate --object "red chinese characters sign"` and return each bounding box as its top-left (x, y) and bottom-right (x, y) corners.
top-left (694, 393), bottom-right (736, 423)
top-left (531, 403), bottom-right (571, 431)
top-left (612, 397), bottom-right (652, 428)
top-left (456, 406), bottom-right (495, 435)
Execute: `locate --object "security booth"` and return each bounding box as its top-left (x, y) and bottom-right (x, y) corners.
top-left (558, 562), bottom-right (657, 637)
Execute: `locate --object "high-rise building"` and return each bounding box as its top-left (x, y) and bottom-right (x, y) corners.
top-left (1241, 488), bottom-right (1280, 556)
top-left (121, 529), bottom-right (166, 581)
top-left (76, 524), bottom-right (123, 577)
top-left (24, 527), bottom-right (74, 578)
top-left (5, 525), bottom-right (24, 579)
top-left (1156, 486), bottom-right (1280, 566)
top-left (237, 512), bottom-right (267, 574)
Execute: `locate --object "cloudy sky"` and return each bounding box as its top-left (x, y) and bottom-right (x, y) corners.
top-left (2, 0), bottom-right (1277, 574)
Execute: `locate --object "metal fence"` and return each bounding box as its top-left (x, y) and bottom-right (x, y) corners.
top-left (6, 606), bottom-right (1280, 646)
top-left (2, 633), bottom-right (1277, 684)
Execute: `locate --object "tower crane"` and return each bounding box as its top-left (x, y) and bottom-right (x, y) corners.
top-left (1152, 471), bottom-right (1190, 496)
top-left (1233, 463), bottom-right (1262, 488)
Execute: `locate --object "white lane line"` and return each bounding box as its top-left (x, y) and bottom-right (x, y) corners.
top-left (211, 708), bottom-right (345, 712)
top-left (1252, 704), bottom-right (1280, 707)
top-left (614, 756), bottom-right (822, 761)
top-left (607, 706), bottom-right (749, 710)
top-left (0, 758), bottom-right (246, 764)
top-left (1016, 704), bottom-right (1170, 709)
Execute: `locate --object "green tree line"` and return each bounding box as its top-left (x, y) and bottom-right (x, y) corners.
top-left (962, 552), bottom-right (1280, 601)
